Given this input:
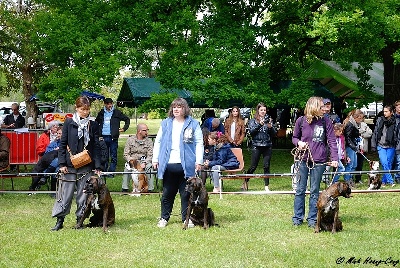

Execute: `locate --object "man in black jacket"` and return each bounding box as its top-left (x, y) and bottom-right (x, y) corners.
top-left (1, 103), bottom-right (25, 129)
top-left (95, 98), bottom-right (130, 177)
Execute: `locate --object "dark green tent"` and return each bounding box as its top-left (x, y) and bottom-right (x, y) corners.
top-left (117, 78), bottom-right (193, 107)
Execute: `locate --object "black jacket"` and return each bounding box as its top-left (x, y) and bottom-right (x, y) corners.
top-left (247, 116), bottom-right (277, 147)
top-left (95, 108), bottom-right (130, 139)
top-left (344, 121), bottom-right (360, 152)
top-left (3, 114), bottom-right (25, 129)
top-left (58, 118), bottom-right (102, 170)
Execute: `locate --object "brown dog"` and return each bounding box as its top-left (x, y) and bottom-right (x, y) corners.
top-left (183, 177), bottom-right (216, 229)
top-left (367, 160), bottom-right (381, 190)
top-left (126, 159), bottom-right (148, 193)
top-left (76, 176), bottom-right (115, 232)
top-left (315, 181), bottom-right (351, 233)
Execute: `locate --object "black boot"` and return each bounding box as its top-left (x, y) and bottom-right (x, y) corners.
top-left (75, 216), bottom-right (83, 229)
top-left (51, 217), bottom-right (64, 231)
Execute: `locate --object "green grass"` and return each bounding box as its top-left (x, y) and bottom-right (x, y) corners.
top-left (1, 119), bottom-right (400, 267)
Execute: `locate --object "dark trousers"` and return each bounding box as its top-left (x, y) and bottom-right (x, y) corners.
top-left (355, 152), bottom-right (364, 183)
top-left (246, 146), bottom-right (272, 186)
top-left (103, 135), bottom-right (118, 172)
top-left (160, 163), bottom-right (189, 222)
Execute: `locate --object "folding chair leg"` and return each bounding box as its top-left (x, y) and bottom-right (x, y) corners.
top-left (219, 178), bottom-right (222, 199)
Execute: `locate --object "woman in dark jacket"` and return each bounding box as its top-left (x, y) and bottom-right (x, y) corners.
top-left (245, 103), bottom-right (277, 191)
top-left (371, 105), bottom-right (398, 186)
top-left (343, 109), bottom-right (364, 183)
top-left (51, 96), bottom-right (102, 231)
top-left (204, 131), bottom-right (239, 193)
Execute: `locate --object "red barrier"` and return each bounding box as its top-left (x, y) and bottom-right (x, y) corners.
top-left (3, 132), bottom-right (39, 165)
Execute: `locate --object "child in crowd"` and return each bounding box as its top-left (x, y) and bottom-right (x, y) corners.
top-left (204, 131), bottom-right (239, 193)
top-left (331, 123), bottom-right (349, 184)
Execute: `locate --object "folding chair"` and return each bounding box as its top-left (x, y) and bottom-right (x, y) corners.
top-left (218, 148), bottom-right (245, 199)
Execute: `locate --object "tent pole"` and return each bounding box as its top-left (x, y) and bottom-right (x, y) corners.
top-left (135, 107), bottom-right (138, 126)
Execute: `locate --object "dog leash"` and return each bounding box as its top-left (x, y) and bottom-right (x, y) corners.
top-left (55, 171), bottom-right (91, 202)
top-left (358, 152), bottom-right (371, 163)
top-left (291, 144), bottom-right (338, 187)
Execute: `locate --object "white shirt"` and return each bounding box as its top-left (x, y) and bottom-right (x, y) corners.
top-left (169, 119), bottom-right (184, 163)
top-left (230, 121), bottom-right (236, 140)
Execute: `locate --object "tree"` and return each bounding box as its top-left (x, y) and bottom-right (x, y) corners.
top-left (263, 0), bottom-right (400, 106)
top-left (0, 0), bottom-right (48, 120)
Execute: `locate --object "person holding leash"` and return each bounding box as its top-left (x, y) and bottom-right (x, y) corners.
top-left (152, 98), bottom-right (203, 228)
top-left (122, 123), bottom-right (155, 192)
top-left (51, 96), bottom-right (102, 231)
top-left (291, 96), bottom-right (338, 229)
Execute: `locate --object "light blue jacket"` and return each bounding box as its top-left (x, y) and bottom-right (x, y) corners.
top-left (152, 116), bottom-right (203, 179)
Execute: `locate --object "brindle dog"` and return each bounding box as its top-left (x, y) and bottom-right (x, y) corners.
top-left (183, 177), bottom-right (216, 229)
top-left (315, 182), bottom-right (351, 233)
top-left (76, 176), bottom-right (115, 232)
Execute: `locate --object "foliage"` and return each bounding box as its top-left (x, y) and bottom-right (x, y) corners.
top-left (138, 92), bottom-right (178, 117)
top-left (264, 0), bottom-right (400, 104)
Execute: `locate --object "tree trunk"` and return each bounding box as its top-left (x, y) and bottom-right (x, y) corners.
top-left (382, 42), bottom-right (400, 106)
top-left (21, 64), bottom-right (38, 128)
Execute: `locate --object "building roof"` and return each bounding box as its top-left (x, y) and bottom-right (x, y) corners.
top-left (305, 60), bottom-right (383, 99)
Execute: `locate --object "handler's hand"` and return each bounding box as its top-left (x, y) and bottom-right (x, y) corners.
top-left (297, 141), bottom-right (307, 150)
top-left (59, 166), bottom-right (68, 174)
top-left (329, 161), bottom-right (338, 168)
top-left (152, 162), bottom-right (158, 170)
top-left (195, 164), bottom-right (202, 171)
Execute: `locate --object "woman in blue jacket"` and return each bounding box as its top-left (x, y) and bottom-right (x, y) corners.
top-left (204, 131), bottom-right (239, 193)
top-left (152, 98), bottom-right (203, 228)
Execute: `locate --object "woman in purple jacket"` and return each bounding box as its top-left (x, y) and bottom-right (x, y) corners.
top-left (204, 131), bottom-right (239, 193)
top-left (291, 96), bottom-right (339, 228)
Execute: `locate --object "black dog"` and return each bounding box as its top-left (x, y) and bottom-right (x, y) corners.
top-left (183, 177), bottom-right (216, 229)
top-left (76, 176), bottom-right (115, 232)
top-left (315, 182), bottom-right (351, 233)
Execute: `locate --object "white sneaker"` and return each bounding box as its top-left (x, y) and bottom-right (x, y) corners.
top-left (157, 218), bottom-right (168, 228)
top-left (187, 219), bottom-right (195, 228)
top-left (265, 186), bottom-right (270, 192)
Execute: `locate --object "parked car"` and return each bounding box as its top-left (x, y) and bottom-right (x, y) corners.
top-left (0, 107), bottom-right (12, 125)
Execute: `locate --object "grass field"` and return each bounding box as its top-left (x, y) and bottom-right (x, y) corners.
top-left (1, 119), bottom-right (400, 267)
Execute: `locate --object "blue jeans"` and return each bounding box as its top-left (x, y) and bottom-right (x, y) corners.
top-left (211, 165), bottom-right (227, 188)
top-left (103, 135), bottom-right (118, 172)
top-left (332, 159), bottom-right (345, 183)
top-left (377, 146), bottom-right (395, 184)
top-left (395, 153), bottom-right (400, 183)
top-left (293, 161), bottom-right (325, 226)
top-left (344, 147), bottom-right (357, 181)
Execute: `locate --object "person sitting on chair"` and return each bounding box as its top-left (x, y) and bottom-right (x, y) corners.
top-left (204, 131), bottom-right (239, 193)
top-left (29, 126), bottom-right (62, 192)
top-left (0, 129), bottom-right (11, 172)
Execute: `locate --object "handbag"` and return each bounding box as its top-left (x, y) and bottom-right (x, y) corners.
top-left (68, 147), bottom-right (92, 169)
top-left (67, 121), bottom-right (92, 168)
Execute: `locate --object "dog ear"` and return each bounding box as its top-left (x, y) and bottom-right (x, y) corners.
top-left (98, 177), bottom-right (105, 188)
